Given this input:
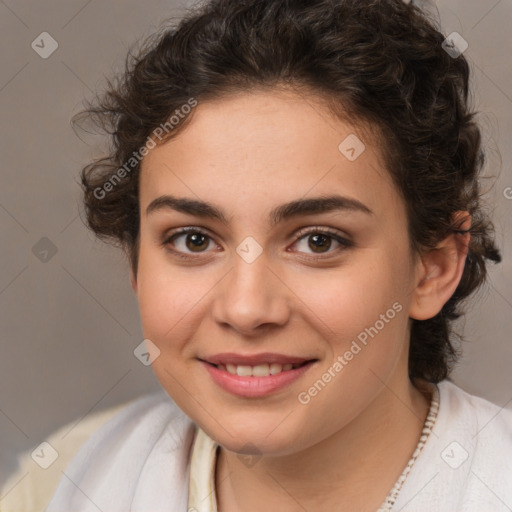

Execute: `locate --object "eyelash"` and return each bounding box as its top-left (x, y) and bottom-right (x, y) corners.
top-left (161, 226), bottom-right (353, 261)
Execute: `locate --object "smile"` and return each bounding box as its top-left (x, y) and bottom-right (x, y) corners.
top-left (200, 359), bottom-right (317, 398)
top-left (212, 361), bottom-right (308, 377)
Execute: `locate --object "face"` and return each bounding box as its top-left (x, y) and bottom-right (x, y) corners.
top-left (134, 89), bottom-right (422, 456)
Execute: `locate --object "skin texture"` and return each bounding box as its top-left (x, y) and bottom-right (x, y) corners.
top-left (132, 89), bottom-right (470, 511)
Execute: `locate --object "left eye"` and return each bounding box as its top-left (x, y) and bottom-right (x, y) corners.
top-left (292, 229), bottom-right (353, 255)
top-left (162, 227), bottom-right (352, 258)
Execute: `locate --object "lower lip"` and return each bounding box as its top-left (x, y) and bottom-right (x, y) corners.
top-left (200, 360), bottom-right (316, 398)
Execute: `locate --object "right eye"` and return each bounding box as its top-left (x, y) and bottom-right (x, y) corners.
top-left (162, 227), bottom-right (219, 259)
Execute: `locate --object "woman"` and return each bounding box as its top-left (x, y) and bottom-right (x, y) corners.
top-left (46, 0), bottom-right (512, 510)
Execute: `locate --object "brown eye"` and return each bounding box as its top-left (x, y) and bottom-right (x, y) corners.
top-left (307, 233), bottom-right (332, 253)
top-left (291, 228), bottom-right (353, 258)
top-left (162, 228), bottom-right (215, 257)
top-left (162, 226), bottom-right (353, 261)
top-left (183, 232), bottom-right (210, 252)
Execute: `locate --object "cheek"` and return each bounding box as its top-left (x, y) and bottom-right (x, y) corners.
top-left (135, 245), bottom-right (191, 343)
top-left (291, 252), bottom-right (411, 380)
top-left (297, 258), bottom-right (402, 332)
top-left (135, 246), bottom-right (220, 362)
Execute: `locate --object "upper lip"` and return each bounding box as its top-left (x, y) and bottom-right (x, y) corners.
top-left (200, 352), bottom-right (317, 366)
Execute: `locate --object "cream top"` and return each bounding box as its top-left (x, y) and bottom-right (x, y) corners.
top-left (187, 382), bottom-right (440, 512)
top-left (41, 379), bottom-right (512, 512)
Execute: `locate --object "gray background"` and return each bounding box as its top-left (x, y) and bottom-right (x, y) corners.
top-left (0, 0), bottom-right (511, 487)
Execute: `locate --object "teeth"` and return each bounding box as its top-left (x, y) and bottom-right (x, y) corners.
top-left (236, 365), bottom-right (253, 377)
top-left (270, 363), bottom-right (283, 375)
top-left (221, 362), bottom-right (301, 377)
top-left (252, 364), bottom-right (270, 377)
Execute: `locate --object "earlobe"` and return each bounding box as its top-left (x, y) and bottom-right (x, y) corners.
top-left (409, 211), bottom-right (471, 321)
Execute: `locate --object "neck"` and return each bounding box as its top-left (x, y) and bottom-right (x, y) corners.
top-left (215, 376), bottom-right (432, 512)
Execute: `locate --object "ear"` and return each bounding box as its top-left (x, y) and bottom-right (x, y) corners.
top-left (409, 211), bottom-right (471, 321)
top-left (130, 269), bottom-right (138, 294)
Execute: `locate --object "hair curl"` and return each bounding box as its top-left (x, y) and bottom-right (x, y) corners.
top-left (75, 0), bottom-right (501, 383)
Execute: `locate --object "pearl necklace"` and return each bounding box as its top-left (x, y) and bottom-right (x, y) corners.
top-left (376, 382), bottom-right (440, 511)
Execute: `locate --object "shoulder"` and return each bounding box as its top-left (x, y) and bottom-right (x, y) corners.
top-left (65, 388), bottom-right (192, 451)
top-left (438, 380), bottom-right (512, 480)
top-left (395, 379), bottom-right (512, 512)
top-left (438, 379), bottom-right (512, 437)
top-left (1, 401), bottom-right (127, 512)
top-left (439, 380), bottom-right (512, 509)
top-left (46, 389), bottom-right (196, 512)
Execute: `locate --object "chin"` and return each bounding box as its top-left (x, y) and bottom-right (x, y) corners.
top-left (202, 420), bottom-right (308, 456)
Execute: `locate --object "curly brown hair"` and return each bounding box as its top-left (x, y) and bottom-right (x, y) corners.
top-left (75, 0), bottom-right (501, 383)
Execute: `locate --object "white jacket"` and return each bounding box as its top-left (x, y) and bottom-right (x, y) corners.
top-left (45, 379), bottom-right (512, 512)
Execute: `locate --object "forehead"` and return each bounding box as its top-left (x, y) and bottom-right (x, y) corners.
top-left (139, 90), bottom-right (399, 220)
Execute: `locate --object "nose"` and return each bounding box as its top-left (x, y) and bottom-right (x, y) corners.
top-left (212, 249), bottom-right (291, 336)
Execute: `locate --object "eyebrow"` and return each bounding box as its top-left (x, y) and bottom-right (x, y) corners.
top-left (146, 194), bottom-right (374, 227)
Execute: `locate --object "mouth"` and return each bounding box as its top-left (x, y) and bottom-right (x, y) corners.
top-left (201, 359), bottom-right (314, 377)
top-left (199, 358), bottom-right (318, 398)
